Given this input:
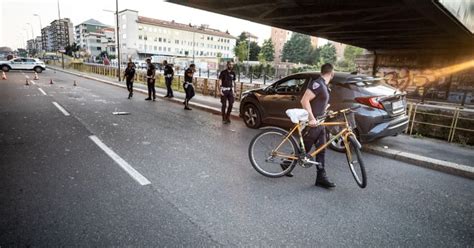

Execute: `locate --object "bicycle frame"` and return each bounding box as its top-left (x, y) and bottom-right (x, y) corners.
top-left (272, 112), bottom-right (356, 161)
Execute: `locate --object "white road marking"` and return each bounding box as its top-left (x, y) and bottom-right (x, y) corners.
top-left (52, 101), bottom-right (70, 116)
top-left (89, 135), bottom-right (151, 186)
top-left (30, 80), bottom-right (36, 85)
top-left (38, 88), bottom-right (47, 96)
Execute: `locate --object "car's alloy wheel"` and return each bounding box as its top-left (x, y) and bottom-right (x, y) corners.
top-left (1, 65), bottom-right (9, 72)
top-left (34, 67), bottom-right (43, 73)
top-left (328, 132), bottom-right (346, 152)
top-left (243, 104), bottom-right (261, 128)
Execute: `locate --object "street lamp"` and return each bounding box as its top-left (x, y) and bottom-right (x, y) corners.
top-left (103, 0), bottom-right (121, 82)
top-left (33, 14), bottom-right (43, 30)
top-left (26, 23), bottom-right (34, 38)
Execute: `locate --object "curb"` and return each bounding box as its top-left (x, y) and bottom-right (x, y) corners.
top-left (50, 66), bottom-right (473, 180)
top-left (363, 145), bottom-right (474, 180)
top-left (49, 67), bottom-right (241, 120)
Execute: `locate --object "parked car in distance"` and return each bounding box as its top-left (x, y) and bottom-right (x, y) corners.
top-left (239, 72), bottom-right (409, 151)
top-left (0, 57), bottom-right (46, 73)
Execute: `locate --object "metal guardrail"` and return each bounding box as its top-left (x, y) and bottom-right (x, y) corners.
top-left (406, 102), bottom-right (474, 143)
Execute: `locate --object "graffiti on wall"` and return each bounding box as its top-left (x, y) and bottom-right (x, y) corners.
top-left (375, 67), bottom-right (450, 97)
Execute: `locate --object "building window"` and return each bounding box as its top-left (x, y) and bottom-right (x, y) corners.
top-left (158, 37), bottom-right (162, 42)
top-left (154, 37), bottom-right (157, 42)
top-left (168, 47), bottom-right (171, 52)
top-left (159, 47), bottom-right (162, 51)
top-left (138, 35), bottom-right (142, 40)
top-left (163, 38), bottom-right (166, 42)
top-left (175, 40), bottom-right (179, 44)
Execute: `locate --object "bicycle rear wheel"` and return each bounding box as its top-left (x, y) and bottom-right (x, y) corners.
top-left (248, 128), bottom-right (298, 178)
top-left (345, 135), bottom-right (367, 188)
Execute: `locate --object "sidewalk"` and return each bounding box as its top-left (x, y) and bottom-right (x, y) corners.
top-left (49, 66), bottom-right (473, 179)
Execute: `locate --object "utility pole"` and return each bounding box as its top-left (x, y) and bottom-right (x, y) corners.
top-left (116, 0), bottom-right (121, 81)
top-left (192, 29), bottom-right (195, 63)
top-left (57, 0), bottom-right (64, 69)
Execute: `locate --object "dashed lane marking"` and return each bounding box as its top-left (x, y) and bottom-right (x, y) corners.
top-left (89, 135), bottom-right (151, 186)
top-left (52, 101), bottom-right (70, 116)
top-left (38, 88), bottom-right (47, 96)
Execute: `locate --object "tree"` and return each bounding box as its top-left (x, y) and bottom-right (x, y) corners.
top-left (344, 45), bottom-right (364, 62)
top-left (335, 45), bottom-right (364, 72)
top-left (234, 42), bottom-right (248, 62)
top-left (259, 39), bottom-right (275, 62)
top-left (249, 41), bottom-right (260, 61)
top-left (65, 42), bottom-right (80, 56)
top-left (233, 32), bottom-right (249, 59)
top-left (281, 33), bottom-right (313, 64)
top-left (319, 43), bottom-right (337, 65)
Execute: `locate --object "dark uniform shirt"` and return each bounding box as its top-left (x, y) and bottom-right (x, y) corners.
top-left (124, 67), bottom-right (135, 81)
top-left (147, 63), bottom-right (156, 77)
top-left (164, 64), bottom-right (174, 76)
top-left (219, 69), bottom-right (236, 88)
top-left (307, 77), bottom-right (329, 117)
top-left (184, 68), bottom-right (193, 83)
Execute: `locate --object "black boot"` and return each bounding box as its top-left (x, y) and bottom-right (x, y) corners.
top-left (315, 168), bottom-right (335, 188)
top-left (280, 160), bottom-right (294, 177)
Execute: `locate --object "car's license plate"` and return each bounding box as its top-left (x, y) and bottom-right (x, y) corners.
top-left (392, 100), bottom-right (403, 110)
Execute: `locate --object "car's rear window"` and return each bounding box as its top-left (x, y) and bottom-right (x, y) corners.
top-left (346, 78), bottom-right (386, 87)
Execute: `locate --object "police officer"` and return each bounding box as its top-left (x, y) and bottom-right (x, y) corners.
top-left (123, 61), bottom-right (136, 99)
top-left (163, 60), bottom-right (174, 98)
top-left (183, 64), bottom-right (196, 110)
top-left (300, 63), bottom-right (336, 188)
top-left (145, 58), bottom-right (156, 101)
top-left (218, 61), bottom-right (236, 124)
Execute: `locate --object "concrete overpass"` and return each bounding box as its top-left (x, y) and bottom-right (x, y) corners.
top-left (168, 0), bottom-right (473, 53)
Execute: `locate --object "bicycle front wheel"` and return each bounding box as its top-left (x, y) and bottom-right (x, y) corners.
top-left (345, 135), bottom-right (367, 188)
top-left (248, 128), bottom-right (298, 178)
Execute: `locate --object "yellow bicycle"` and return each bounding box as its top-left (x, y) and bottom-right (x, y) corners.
top-left (248, 107), bottom-right (367, 188)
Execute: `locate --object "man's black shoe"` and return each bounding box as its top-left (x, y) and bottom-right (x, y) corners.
top-left (145, 98), bottom-right (151, 101)
top-left (184, 106), bottom-right (192, 110)
top-left (315, 169), bottom-right (335, 188)
top-left (153, 98), bottom-right (156, 101)
top-left (280, 160), bottom-right (294, 177)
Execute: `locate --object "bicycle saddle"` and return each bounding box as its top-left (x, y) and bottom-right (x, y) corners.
top-left (285, 108), bottom-right (309, 123)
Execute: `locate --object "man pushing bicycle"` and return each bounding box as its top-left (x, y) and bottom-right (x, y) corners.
top-left (300, 63), bottom-right (336, 188)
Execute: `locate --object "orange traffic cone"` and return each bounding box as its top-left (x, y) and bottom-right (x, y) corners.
top-left (73, 80), bottom-right (77, 86)
top-left (2, 71), bottom-right (6, 80)
top-left (25, 79), bottom-right (29, 85)
top-left (50, 79), bottom-right (53, 84)
top-left (34, 72), bottom-right (39, 80)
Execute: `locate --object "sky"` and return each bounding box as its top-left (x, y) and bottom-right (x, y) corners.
top-left (0, 0), bottom-right (277, 50)
top-left (0, 0), bottom-right (329, 50)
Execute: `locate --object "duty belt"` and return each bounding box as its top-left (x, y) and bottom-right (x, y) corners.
top-left (221, 87), bottom-right (232, 91)
top-left (165, 74), bottom-right (173, 78)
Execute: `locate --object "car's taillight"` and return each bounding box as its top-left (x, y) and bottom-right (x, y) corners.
top-left (355, 96), bottom-right (384, 109)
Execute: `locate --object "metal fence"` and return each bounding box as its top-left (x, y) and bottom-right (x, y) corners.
top-left (406, 103), bottom-right (474, 144)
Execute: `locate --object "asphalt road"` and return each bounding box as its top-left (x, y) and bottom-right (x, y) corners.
top-left (1, 70), bottom-right (473, 247)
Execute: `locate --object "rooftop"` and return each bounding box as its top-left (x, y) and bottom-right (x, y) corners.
top-left (77, 19), bottom-right (110, 27)
top-left (137, 16), bottom-right (236, 39)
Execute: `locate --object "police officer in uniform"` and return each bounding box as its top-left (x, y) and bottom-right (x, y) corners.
top-left (183, 64), bottom-right (196, 110)
top-left (163, 60), bottom-right (174, 98)
top-left (218, 61), bottom-right (236, 124)
top-left (300, 63), bottom-right (336, 188)
top-left (145, 58), bottom-right (156, 101)
top-left (123, 62), bottom-right (136, 99)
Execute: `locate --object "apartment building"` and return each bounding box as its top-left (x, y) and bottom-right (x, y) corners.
top-left (117, 9), bottom-right (236, 61)
top-left (41, 18), bottom-right (74, 52)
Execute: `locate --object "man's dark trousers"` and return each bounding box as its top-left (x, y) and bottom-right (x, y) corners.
top-left (303, 126), bottom-right (326, 169)
top-left (147, 78), bottom-right (156, 99)
top-left (165, 77), bottom-right (173, 97)
top-left (221, 90), bottom-right (234, 120)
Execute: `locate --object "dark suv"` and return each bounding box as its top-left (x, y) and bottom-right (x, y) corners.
top-left (239, 72), bottom-right (409, 151)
